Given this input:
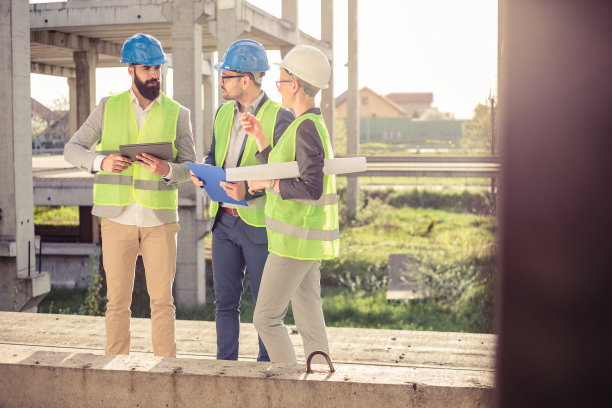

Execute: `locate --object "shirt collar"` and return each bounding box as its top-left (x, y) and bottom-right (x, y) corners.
top-left (234, 91), bottom-right (265, 115)
top-left (129, 88), bottom-right (162, 110)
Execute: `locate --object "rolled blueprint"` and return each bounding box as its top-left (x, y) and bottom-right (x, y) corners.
top-left (225, 156), bottom-right (367, 181)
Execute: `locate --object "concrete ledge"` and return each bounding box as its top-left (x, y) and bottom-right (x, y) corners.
top-left (39, 242), bottom-right (100, 288)
top-left (1, 345), bottom-right (492, 408)
top-left (0, 312), bottom-right (495, 407)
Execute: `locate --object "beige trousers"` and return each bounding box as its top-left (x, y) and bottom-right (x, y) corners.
top-left (253, 253), bottom-right (329, 364)
top-left (101, 219), bottom-right (179, 357)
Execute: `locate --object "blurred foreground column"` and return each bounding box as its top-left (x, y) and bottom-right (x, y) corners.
top-left (496, 1), bottom-right (612, 406)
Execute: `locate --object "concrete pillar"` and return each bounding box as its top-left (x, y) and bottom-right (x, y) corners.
top-left (202, 53), bottom-right (215, 155)
top-left (0, 0), bottom-right (50, 312)
top-left (199, 53), bottom-right (215, 223)
top-left (67, 77), bottom-right (77, 137)
top-left (212, 0), bottom-right (245, 104)
top-left (73, 50), bottom-right (99, 253)
top-left (496, 1), bottom-right (612, 406)
top-left (72, 48), bottom-right (97, 128)
top-left (171, 0), bottom-right (206, 307)
top-left (282, 0), bottom-right (298, 29)
top-left (346, 0), bottom-right (359, 218)
top-left (320, 0), bottom-right (335, 149)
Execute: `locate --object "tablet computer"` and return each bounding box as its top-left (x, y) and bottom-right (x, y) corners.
top-left (119, 142), bottom-right (173, 161)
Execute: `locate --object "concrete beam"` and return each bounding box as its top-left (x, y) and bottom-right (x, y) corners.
top-left (30, 0), bottom-right (213, 28)
top-left (32, 175), bottom-right (199, 207)
top-left (30, 30), bottom-right (122, 57)
top-left (243, 4), bottom-right (332, 57)
top-left (31, 62), bottom-right (76, 78)
top-left (33, 177), bottom-right (93, 206)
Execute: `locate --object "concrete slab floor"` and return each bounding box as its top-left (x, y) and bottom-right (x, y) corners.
top-left (0, 312), bottom-right (495, 407)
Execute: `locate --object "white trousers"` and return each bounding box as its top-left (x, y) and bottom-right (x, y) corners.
top-left (253, 252), bottom-right (330, 364)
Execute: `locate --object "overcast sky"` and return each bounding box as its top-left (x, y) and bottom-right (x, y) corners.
top-left (30, 0), bottom-right (497, 119)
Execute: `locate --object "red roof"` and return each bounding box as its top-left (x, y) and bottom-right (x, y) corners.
top-left (385, 92), bottom-right (433, 104)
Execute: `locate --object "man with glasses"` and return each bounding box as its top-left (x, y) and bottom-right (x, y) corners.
top-left (190, 39), bottom-right (294, 361)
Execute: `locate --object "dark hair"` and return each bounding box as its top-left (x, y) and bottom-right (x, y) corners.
top-left (244, 71), bottom-right (265, 86)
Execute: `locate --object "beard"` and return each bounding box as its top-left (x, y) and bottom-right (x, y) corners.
top-left (134, 71), bottom-right (161, 100)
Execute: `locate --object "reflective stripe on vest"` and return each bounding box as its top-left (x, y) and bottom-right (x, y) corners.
top-left (93, 91), bottom-right (180, 209)
top-left (209, 99), bottom-right (282, 227)
top-left (265, 113), bottom-right (340, 260)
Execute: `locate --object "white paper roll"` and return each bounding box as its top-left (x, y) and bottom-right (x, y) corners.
top-left (225, 157), bottom-right (367, 181)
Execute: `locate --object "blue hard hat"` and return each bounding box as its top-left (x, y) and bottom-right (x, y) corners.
top-left (215, 39), bottom-right (269, 72)
top-left (120, 33), bottom-right (168, 65)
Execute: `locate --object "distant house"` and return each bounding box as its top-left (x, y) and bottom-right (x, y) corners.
top-left (31, 98), bottom-right (69, 147)
top-left (385, 92), bottom-right (433, 118)
top-left (335, 87), bottom-right (405, 118)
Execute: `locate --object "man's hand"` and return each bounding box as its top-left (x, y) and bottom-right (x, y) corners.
top-left (240, 112), bottom-right (263, 138)
top-left (101, 154), bottom-right (132, 173)
top-left (247, 179), bottom-right (271, 195)
top-left (241, 113), bottom-right (270, 152)
top-left (136, 152), bottom-right (170, 177)
top-left (220, 181), bottom-right (246, 201)
top-left (190, 170), bottom-right (204, 187)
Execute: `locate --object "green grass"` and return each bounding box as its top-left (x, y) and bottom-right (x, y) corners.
top-left (38, 188), bottom-right (497, 334)
top-left (38, 287), bottom-right (87, 314)
top-left (34, 206), bottom-right (79, 225)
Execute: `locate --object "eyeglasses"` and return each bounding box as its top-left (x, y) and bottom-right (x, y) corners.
top-left (275, 80), bottom-right (293, 88)
top-left (220, 75), bottom-right (245, 84)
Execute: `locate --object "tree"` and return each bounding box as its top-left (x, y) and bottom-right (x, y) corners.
top-left (461, 99), bottom-right (494, 152)
top-left (50, 96), bottom-right (69, 112)
top-left (31, 115), bottom-right (47, 140)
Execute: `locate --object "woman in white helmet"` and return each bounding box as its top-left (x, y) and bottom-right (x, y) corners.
top-left (241, 45), bottom-right (339, 364)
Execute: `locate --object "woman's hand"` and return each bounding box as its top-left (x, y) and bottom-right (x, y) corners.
top-left (247, 179), bottom-right (269, 195)
top-left (247, 179), bottom-right (277, 195)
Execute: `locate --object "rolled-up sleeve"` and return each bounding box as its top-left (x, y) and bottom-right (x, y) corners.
top-left (278, 119), bottom-right (324, 200)
top-left (63, 97), bottom-right (107, 173)
top-left (165, 106), bottom-right (197, 184)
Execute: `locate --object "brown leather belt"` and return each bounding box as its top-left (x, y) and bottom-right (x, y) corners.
top-left (221, 207), bottom-right (239, 216)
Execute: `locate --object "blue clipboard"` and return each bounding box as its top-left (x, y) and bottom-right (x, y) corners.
top-left (187, 163), bottom-right (248, 206)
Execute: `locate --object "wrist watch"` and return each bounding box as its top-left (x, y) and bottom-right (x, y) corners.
top-left (268, 179), bottom-right (275, 190)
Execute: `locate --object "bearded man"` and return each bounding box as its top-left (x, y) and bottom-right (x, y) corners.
top-left (64, 33), bottom-right (196, 357)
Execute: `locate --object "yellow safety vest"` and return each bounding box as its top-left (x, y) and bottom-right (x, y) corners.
top-left (209, 99), bottom-right (282, 227)
top-left (93, 91), bottom-right (179, 209)
top-left (265, 113), bottom-right (339, 260)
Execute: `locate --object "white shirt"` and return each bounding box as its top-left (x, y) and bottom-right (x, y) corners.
top-left (220, 91), bottom-right (264, 209)
top-left (93, 89), bottom-right (169, 227)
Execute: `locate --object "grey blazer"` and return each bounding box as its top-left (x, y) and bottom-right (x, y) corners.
top-left (63, 93), bottom-right (197, 222)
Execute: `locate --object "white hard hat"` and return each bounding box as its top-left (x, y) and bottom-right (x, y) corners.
top-left (280, 45), bottom-right (331, 90)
